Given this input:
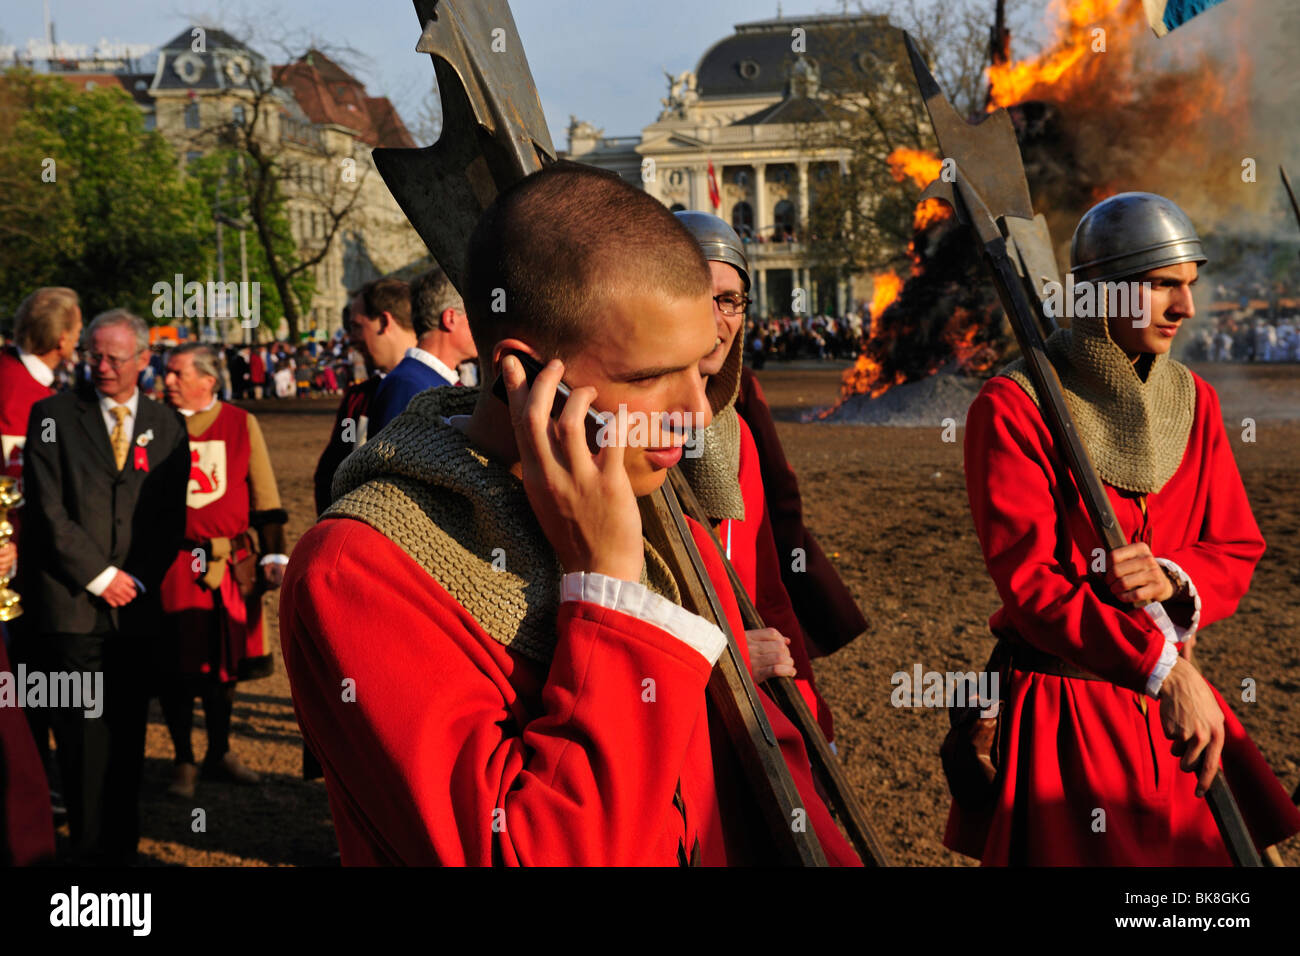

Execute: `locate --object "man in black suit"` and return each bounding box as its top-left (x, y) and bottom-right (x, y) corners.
top-left (23, 308), bottom-right (189, 864)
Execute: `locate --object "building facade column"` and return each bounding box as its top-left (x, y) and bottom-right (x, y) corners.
top-left (753, 162), bottom-right (767, 239)
top-left (835, 272), bottom-right (846, 318)
top-left (796, 160), bottom-right (809, 234)
top-left (755, 266), bottom-right (767, 318)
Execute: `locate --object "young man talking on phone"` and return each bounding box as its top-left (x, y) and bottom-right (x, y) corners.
top-left (280, 163), bottom-right (859, 866)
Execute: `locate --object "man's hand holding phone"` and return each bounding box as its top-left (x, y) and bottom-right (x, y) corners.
top-left (501, 354), bottom-right (645, 584)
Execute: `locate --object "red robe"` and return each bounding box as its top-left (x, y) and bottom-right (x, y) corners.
top-left (735, 368), bottom-right (867, 655)
top-left (280, 514), bottom-right (861, 867)
top-left (947, 374), bottom-right (1300, 865)
top-left (728, 415), bottom-right (834, 741)
top-left (0, 346), bottom-right (55, 492)
top-left (160, 404), bottom-right (264, 682)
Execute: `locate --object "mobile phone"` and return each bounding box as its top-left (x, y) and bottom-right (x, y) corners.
top-left (491, 349), bottom-right (605, 453)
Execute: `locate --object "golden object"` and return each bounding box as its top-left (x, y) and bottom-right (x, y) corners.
top-left (0, 476), bottom-right (24, 622)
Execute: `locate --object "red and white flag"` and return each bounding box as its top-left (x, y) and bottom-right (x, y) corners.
top-left (707, 160), bottom-right (721, 211)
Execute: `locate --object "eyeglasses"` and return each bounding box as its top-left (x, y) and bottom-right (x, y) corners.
top-left (87, 350), bottom-right (142, 370)
top-left (714, 293), bottom-right (751, 316)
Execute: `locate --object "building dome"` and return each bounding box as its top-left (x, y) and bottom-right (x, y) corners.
top-left (694, 13), bottom-right (897, 99)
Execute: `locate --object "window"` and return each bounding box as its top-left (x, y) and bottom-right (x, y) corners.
top-left (731, 201), bottom-right (754, 238)
top-left (184, 102), bottom-right (200, 129)
top-left (774, 199), bottom-right (796, 239)
top-left (143, 112), bottom-right (156, 131)
top-left (185, 151), bottom-right (202, 166)
top-left (669, 202), bottom-right (686, 212)
top-left (232, 104), bottom-right (246, 127)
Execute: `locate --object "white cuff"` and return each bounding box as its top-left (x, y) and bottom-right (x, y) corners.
top-left (1143, 639), bottom-right (1179, 699)
top-left (85, 565), bottom-right (118, 596)
top-left (259, 553), bottom-right (289, 566)
top-left (560, 571), bottom-right (727, 666)
top-left (1154, 557), bottom-right (1201, 643)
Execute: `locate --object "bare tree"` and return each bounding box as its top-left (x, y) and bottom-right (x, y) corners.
top-left (179, 19), bottom-right (410, 340)
top-left (796, 0), bottom-right (1034, 278)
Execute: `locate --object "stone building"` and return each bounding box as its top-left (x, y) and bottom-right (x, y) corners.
top-left (565, 12), bottom-right (905, 319)
top-left (54, 27), bottom-right (426, 340)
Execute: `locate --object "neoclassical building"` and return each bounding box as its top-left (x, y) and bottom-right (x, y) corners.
top-left (52, 27), bottom-right (426, 339)
top-left (565, 12), bottom-right (902, 319)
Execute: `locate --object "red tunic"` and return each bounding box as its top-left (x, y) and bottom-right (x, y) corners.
top-left (160, 404), bottom-right (261, 682)
top-left (0, 347), bottom-right (55, 491)
top-left (946, 374), bottom-right (1300, 865)
top-left (727, 415), bottom-right (834, 741)
top-left (280, 514), bottom-right (861, 867)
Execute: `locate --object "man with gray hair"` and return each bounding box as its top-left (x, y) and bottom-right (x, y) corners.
top-left (22, 308), bottom-right (190, 864)
top-left (157, 342), bottom-right (288, 798)
top-left (366, 265), bottom-right (478, 434)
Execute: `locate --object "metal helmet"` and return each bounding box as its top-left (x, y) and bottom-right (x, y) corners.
top-left (1070, 192), bottom-right (1207, 284)
top-left (674, 211), bottom-right (751, 291)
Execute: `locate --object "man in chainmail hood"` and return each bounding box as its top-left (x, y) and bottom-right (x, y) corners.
top-left (279, 163), bottom-right (859, 866)
top-left (674, 211), bottom-right (860, 742)
top-left (946, 192), bottom-right (1300, 865)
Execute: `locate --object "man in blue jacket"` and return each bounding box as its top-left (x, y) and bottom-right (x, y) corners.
top-left (368, 266), bottom-right (477, 433)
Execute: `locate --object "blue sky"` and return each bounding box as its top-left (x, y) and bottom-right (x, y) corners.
top-left (2, 0), bottom-right (810, 146)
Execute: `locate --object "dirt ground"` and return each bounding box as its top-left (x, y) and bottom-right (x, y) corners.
top-left (118, 362), bottom-right (1300, 866)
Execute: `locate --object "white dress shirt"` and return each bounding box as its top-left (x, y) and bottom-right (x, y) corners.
top-left (85, 388), bottom-right (144, 598)
top-left (405, 347), bottom-right (458, 386)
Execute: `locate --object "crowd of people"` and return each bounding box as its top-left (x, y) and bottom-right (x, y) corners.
top-left (0, 288), bottom-right (288, 864)
top-left (1184, 312), bottom-right (1300, 363)
top-left (1, 170), bottom-right (1298, 869)
top-left (746, 313), bottom-right (865, 367)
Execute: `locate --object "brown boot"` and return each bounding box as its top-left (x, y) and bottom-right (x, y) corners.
top-left (167, 762), bottom-right (199, 800)
top-left (202, 751), bottom-right (260, 785)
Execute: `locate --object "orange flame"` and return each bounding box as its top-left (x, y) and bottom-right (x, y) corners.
top-left (888, 147), bottom-right (944, 189)
top-left (987, 0), bottom-right (1139, 110)
top-left (868, 271), bottom-right (903, 322)
top-left (913, 198), bottom-right (951, 230)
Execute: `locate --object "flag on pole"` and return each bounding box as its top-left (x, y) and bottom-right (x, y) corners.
top-left (707, 160), bottom-right (721, 211)
top-left (1142, 0), bottom-right (1228, 37)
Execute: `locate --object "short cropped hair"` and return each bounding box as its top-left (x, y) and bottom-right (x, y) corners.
top-left (170, 342), bottom-right (220, 388)
top-left (410, 265), bottom-right (465, 337)
top-left (464, 161), bottom-right (712, 360)
top-left (87, 308), bottom-right (149, 354)
top-left (15, 287), bottom-right (80, 354)
top-left (352, 277), bottom-right (412, 332)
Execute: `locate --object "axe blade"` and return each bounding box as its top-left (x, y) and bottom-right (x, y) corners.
top-left (373, 0), bottom-right (556, 295)
top-left (902, 32), bottom-right (1034, 230)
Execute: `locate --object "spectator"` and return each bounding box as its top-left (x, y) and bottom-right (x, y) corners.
top-left (22, 309), bottom-right (189, 864)
top-left (368, 266), bottom-right (476, 434)
top-left (158, 344), bottom-right (288, 798)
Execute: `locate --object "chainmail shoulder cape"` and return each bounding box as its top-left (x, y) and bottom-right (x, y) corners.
top-left (677, 330), bottom-right (745, 520)
top-left (325, 385), bottom-right (681, 664)
top-left (997, 311), bottom-right (1196, 494)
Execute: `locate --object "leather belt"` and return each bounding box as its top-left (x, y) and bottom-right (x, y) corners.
top-left (995, 634), bottom-right (1107, 683)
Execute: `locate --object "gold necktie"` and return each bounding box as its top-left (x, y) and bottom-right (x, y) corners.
top-left (110, 405), bottom-right (130, 471)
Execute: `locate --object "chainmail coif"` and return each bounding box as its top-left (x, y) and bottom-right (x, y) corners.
top-left (326, 385), bottom-right (681, 663)
top-left (998, 309), bottom-right (1196, 494)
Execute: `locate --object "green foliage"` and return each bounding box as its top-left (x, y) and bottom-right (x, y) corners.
top-left (0, 68), bottom-right (212, 322)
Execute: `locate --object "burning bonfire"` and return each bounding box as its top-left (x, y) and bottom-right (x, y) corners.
top-left (827, 0), bottom-right (1254, 415)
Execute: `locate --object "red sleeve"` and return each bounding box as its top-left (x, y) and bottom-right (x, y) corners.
top-left (965, 379), bottom-right (1165, 691)
top-left (1158, 381), bottom-right (1264, 629)
top-left (280, 518), bottom-right (716, 866)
